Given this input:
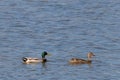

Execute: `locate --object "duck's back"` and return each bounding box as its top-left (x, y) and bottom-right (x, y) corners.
top-left (22, 57), bottom-right (45, 63)
top-left (69, 58), bottom-right (91, 64)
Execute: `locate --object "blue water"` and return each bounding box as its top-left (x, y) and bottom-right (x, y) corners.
top-left (0, 0), bottom-right (120, 80)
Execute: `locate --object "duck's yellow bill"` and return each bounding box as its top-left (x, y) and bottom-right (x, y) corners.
top-left (47, 53), bottom-right (51, 56)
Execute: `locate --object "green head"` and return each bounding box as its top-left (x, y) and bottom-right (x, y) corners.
top-left (41, 51), bottom-right (48, 58)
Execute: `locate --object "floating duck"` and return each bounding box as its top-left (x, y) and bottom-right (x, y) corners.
top-left (69, 52), bottom-right (95, 64)
top-left (22, 51), bottom-right (49, 64)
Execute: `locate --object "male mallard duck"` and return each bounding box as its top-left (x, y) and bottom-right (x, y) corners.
top-left (69, 52), bottom-right (95, 64)
top-left (22, 51), bottom-right (49, 64)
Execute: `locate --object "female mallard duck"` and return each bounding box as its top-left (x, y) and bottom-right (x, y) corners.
top-left (22, 51), bottom-right (49, 64)
top-left (69, 52), bottom-right (95, 64)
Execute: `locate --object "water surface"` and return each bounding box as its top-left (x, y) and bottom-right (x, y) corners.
top-left (0, 0), bottom-right (120, 80)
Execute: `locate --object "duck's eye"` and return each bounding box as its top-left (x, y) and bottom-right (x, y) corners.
top-left (71, 58), bottom-right (74, 60)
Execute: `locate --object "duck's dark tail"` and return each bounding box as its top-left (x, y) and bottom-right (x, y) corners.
top-left (22, 57), bottom-right (27, 62)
